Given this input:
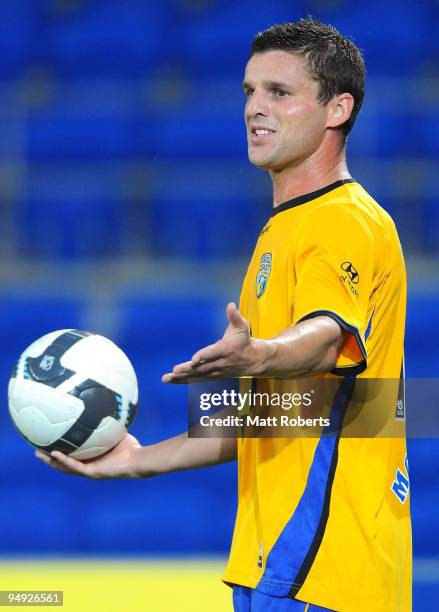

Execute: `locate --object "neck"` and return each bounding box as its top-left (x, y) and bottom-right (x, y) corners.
top-left (270, 143), bottom-right (351, 207)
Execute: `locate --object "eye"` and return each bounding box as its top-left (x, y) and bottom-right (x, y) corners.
top-left (245, 88), bottom-right (254, 98)
top-left (274, 89), bottom-right (288, 97)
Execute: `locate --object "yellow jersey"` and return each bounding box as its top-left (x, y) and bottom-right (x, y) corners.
top-left (223, 180), bottom-right (411, 612)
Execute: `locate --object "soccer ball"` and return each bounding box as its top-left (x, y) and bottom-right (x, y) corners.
top-left (8, 329), bottom-right (138, 460)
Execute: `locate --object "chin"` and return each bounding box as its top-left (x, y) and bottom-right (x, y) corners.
top-left (248, 152), bottom-right (274, 169)
top-left (248, 146), bottom-right (291, 171)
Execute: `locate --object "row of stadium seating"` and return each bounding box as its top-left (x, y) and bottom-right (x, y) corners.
top-left (18, 196), bottom-right (267, 259)
top-left (14, 110), bottom-right (439, 160)
top-left (14, 194), bottom-right (439, 258)
top-left (0, 3), bottom-right (436, 259)
top-left (0, 0), bottom-right (437, 78)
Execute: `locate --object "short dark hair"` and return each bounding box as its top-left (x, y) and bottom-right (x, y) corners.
top-left (250, 18), bottom-right (365, 137)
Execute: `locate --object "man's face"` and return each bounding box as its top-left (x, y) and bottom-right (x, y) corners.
top-left (243, 50), bottom-right (329, 171)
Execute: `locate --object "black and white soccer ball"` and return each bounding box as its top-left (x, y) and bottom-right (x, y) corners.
top-left (8, 329), bottom-right (138, 460)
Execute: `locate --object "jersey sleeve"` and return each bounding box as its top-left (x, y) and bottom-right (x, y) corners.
top-left (292, 204), bottom-right (375, 375)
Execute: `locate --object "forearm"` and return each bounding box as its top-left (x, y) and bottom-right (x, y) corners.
top-left (133, 432), bottom-right (237, 478)
top-left (252, 316), bottom-right (344, 378)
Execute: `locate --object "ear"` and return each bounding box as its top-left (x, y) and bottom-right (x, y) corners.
top-left (326, 93), bottom-right (354, 129)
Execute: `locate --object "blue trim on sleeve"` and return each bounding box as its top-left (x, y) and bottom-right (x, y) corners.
top-left (365, 308), bottom-right (375, 341)
top-left (296, 310), bottom-right (367, 375)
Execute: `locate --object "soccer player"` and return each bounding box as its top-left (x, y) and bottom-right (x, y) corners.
top-left (37, 19), bottom-right (411, 612)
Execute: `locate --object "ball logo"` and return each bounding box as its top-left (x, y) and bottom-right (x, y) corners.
top-left (39, 355), bottom-right (55, 371)
top-left (256, 253), bottom-right (272, 298)
top-left (341, 261), bottom-right (359, 284)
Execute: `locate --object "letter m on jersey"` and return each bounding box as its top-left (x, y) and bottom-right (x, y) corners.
top-left (391, 457), bottom-right (410, 503)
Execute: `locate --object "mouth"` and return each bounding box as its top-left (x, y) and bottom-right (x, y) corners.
top-left (249, 127), bottom-right (276, 144)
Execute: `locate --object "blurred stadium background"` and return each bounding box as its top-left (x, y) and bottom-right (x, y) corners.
top-left (0, 1), bottom-right (437, 610)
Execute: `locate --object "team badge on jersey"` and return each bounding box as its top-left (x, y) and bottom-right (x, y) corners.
top-left (256, 253), bottom-right (272, 298)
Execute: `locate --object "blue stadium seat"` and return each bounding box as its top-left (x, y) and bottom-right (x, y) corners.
top-left (423, 199), bottom-right (439, 253)
top-left (0, 1), bottom-right (39, 78)
top-left (177, 0), bottom-right (306, 78)
top-left (135, 111), bottom-right (246, 159)
top-left (148, 196), bottom-right (265, 259)
top-left (411, 479), bottom-right (439, 557)
top-left (0, 296), bottom-right (83, 357)
top-left (345, 109), bottom-right (378, 157)
top-left (377, 197), bottom-right (424, 255)
top-left (405, 294), bottom-right (439, 377)
top-left (118, 297), bottom-right (225, 360)
top-left (413, 115), bottom-right (439, 156)
top-left (0, 483), bottom-right (79, 552)
top-left (0, 454), bottom-right (236, 553)
top-left (27, 113), bottom-right (153, 161)
top-left (18, 199), bottom-right (123, 259)
top-left (27, 77), bottom-right (142, 118)
top-left (321, 1), bottom-right (429, 76)
top-left (25, 163), bottom-right (131, 204)
top-left (42, 1), bottom-right (171, 77)
top-left (85, 466), bottom-right (236, 553)
top-left (374, 114), bottom-right (411, 157)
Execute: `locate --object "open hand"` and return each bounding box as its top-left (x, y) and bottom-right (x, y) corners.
top-left (35, 433), bottom-right (142, 479)
top-left (162, 302), bottom-right (264, 383)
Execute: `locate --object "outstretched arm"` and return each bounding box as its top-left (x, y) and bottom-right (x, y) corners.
top-left (36, 302), bottom-right (342, 478)
top-left (163, 302), bottom-right (344, 383)
top-left (36, 432), bottom-right (237, 479)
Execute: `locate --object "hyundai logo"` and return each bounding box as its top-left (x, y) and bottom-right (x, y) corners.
top-left (341, 261), bottom-right (359, 284)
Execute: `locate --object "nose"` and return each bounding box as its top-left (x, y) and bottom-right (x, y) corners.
top-left (245, 88), bottom-right (269, 121)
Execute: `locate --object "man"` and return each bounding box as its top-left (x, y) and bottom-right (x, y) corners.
top-left (37, 18), bottom-right (411, 612)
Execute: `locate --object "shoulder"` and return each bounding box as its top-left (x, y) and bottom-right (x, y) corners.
top-left (299, 183), bottom-right (396, 239)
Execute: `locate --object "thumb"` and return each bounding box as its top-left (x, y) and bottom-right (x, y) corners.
top-left (226, 302), bottom-right (248, 332)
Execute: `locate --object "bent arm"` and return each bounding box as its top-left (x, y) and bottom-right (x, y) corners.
top-left (253, 315), bottom-right (345, 378)
top-left (165, 310), bottom-right (346, 383)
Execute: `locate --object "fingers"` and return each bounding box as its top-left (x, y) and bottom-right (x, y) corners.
top-left (174, 360), bottom-right (196, 373)
top-left (35, 450), bottom-right (71, 474)
top-left (162, 370), bottom-right (202, 384)
top-left (162, 371), bottom-right (225, 384)
top-left (162, 343), bottom-right (226, 383)
top-left (226, 301), bottom-right (238, 321)
top-left (226, 302), bottom-right (248, 331)
top-left (162, 360), bottom-right (195, 383)
top-left (35, 449), bottom-right (93, 477)
top-left (191, 343), bottom-right (225, 366)
top-left (163, 356), bottom-right (231, 383)
top-left (51, 451), bottom-right (92, 475)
